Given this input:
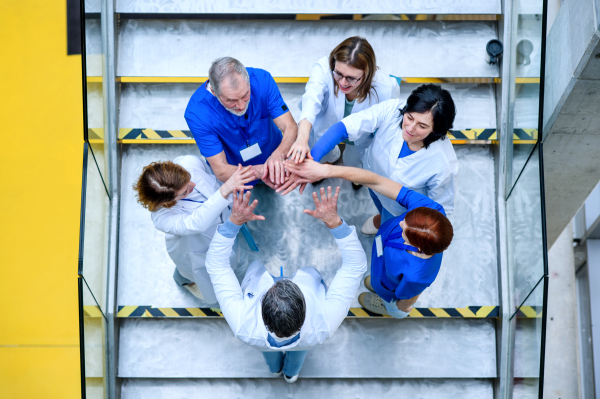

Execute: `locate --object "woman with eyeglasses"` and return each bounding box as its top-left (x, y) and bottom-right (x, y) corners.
top-left (287, 36), bottom-right (400, 180)
top-left (133, 156), bottom-right (255, 304)
top-left (280, 84), bottom-right (459, 235)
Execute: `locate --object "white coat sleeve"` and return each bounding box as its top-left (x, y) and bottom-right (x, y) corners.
top-left (426, 168), bottom-right (456, 216)
top-left (342, 99), bottom-right (400, 142)
top-left (151, 190), bottom-right (231, 236)
top-left (391, 79), bottom-right (401, 99)
top-left (205, 229), bottom-right (245, 333)
top-left (324, 227), bottom-right (368, 335)
top-left (300, 62), bottom-right (329, 125)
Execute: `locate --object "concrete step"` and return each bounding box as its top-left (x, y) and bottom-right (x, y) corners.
top-left (85, 0), bottom-right (100, 14)
top-left (117, 318), bottom-right (496, 378)
top-left (116, 0), bottom-right (501, 15)
top-left (85, 18), bottom-right (102, 77)
top-left (117, 144), bottom-right (498, 309)
top-left (120, 378), bottom-right (494, 399)
top-left (117, 20), bottom-right (499, 78)
top-left (118, 83), bottom-right (496, 133)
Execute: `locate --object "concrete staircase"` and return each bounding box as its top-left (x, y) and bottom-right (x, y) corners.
top-left (82, 1), bottom-right (542, 397)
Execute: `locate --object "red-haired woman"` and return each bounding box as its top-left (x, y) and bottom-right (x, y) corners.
top-left (285, 159), bottom-right (453, 318)
top-left (287, 36), bottom-right (400, 171)
top-left (134, 156), bottom-right (255, 304)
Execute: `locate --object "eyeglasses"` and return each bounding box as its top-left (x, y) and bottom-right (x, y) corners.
top-left (332, 70), bottom-right (363, 85)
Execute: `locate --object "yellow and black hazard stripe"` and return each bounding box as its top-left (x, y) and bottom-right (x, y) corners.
top-left (88, 128), bottom-right (104, 141)
top-left (119, 128), bottom-right (193, 140)
top-left (83, 305), bottom-right (104, 318)
top-left (117, 305), bottom-right (499, 319)
top-left (90, 128), bottom-right (537, 145)
top-left (447, 129), bottom-right (497, 141)
top-left (513, 128), bottom-right (538, 141)
top-left (117, 306), bottom-right (223, 318)
top-left (117, 128), bottom-right (498, 142)
top-left (348, 306), bottom-right (499, 318)
top-left (515, 306), bottom-right (543, 318)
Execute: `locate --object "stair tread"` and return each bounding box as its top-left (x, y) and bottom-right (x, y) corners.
top-left (118, 318), bottom-right (496, 378)
top-left (117, 83), bottom-right (496, 132)
top-left (117, 20), bottom-right (500, 78)
top-left (115, 0), bottom-right (501, 15)
top-left (118, 144), bottom-right (498, 309)
top-left (120, 377), bottom-right (494, 399)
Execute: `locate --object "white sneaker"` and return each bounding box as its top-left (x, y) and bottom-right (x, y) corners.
top-left (271, 369), bottom-right (283, 377)
top-left (361, 215), bottom-right (379, 235)
top-left (284, 374), bottom-right (299, 383)
top-left (184, 283), bottom-right (204, 300)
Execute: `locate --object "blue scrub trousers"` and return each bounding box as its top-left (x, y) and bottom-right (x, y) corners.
top-left (262, 350), bottom-right (309, 377)
top-left (368, 189), bottom-right (395, 225)
top-left (173, 268), bottom-right (193, 286)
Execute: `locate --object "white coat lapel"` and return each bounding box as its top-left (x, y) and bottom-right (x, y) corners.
top-left (333, 89), bottom-right (345, 121)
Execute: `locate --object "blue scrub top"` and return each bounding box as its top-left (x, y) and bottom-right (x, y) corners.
top-left (370, 187), bottom-right (446, 302)
top-left (184, 68), bottom-right (289, 167)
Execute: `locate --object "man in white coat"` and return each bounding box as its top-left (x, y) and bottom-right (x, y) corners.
top-left (205, 186), bottom-right (367, 383)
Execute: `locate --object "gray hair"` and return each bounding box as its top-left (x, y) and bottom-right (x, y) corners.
top-left (208, 57), bottom-right (250, 96)
top-left (261, 280), bottom-right (306, 338)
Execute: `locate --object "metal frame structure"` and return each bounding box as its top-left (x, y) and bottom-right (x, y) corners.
top-left (77, 0), bottom-right (551, 397)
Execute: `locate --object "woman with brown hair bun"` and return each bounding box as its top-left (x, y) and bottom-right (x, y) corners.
top-left (284, 159), bottom-right (453, 319)
top-left (287, 36), bottom-right (400, 173)
top-left (134, 155), bottom-right (255, 303)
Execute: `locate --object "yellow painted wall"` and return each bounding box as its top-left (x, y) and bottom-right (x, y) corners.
top-left (0, 1), bottom-right (83, 397)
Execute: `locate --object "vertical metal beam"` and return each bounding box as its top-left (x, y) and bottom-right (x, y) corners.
top-left (100, 0), bottom-right (120, 398)
top-left (495, 0), bottom-right (517, 397)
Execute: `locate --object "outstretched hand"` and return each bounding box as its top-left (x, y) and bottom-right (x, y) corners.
top-left (304, 186), bottom-right (342, 229)
top-left (276, 173), bottom-right (309, 196)
top-left (219, 164), bottom-right (256, 198)
top-left (229, 189), bottom-right (265, 226)
top-left (283, 159), bottom-right (328, 183)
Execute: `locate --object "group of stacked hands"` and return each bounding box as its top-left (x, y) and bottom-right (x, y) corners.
top-left (134, 38), bottom-right (458, 382)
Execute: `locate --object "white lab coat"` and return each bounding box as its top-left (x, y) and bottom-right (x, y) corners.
top-left (151, 155), bottom-right (238, 304)
top-left (342, 98), bottom-right (459, 216)
top-left (205, 225), bottom-right (367, 352)
top-left (301, 56), bottom-right (400, 165)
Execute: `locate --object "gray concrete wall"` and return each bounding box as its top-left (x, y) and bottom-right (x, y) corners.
top-left (543, 222), bottom-right (580, 399)
top-left (543, 0), bottom-right (600, 247)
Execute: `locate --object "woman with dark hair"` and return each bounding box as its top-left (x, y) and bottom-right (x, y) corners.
top-left (133, 156), bottom-right (255, 303)
top-left (281, 84), bottom-right (458, 235)
top-left (284, 160), bottom-right (453, 318)
top-left (287, 36), bottom-right (400, 171)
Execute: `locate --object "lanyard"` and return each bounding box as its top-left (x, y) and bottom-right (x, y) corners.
top-left (180, 188), bottom-right (204, 204)
top-left (238, 113), bottom-right (251, 146)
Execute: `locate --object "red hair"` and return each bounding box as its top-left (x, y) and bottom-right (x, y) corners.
top-left (133, 161), bottom-right (190, 212)
top-left (404, 207), bottom-right (453, 255)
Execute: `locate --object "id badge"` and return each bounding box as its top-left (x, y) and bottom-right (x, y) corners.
top-left (375, 235), bottom-right (383, 257)
top-left (240, 143), bottom-right (262, 162)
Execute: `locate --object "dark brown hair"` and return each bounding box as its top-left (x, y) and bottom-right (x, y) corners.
top-left (404, 207), bottom-right (454, 255)
top-left (133, 161), bottom-right (190, 212)
top-left (329, 36), bottom-right (378, 104)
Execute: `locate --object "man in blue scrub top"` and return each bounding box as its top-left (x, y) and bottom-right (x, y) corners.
top-left (185, 57), bottom-right (298, 187)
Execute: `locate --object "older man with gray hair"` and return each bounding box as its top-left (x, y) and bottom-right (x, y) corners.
top-left (185, 57), bottom-right (298, 188)
top-left (205, 186), bottom-right (367, 383)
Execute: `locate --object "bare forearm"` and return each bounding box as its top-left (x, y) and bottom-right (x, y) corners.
top-left (275, 123), bottom-right (298, 155)
top-left (212, 163), bottom-right (239, 182)
top-left (325, 165), bottom-right (403, 200)
top-left (297, 119), bottom-right (312, 144)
